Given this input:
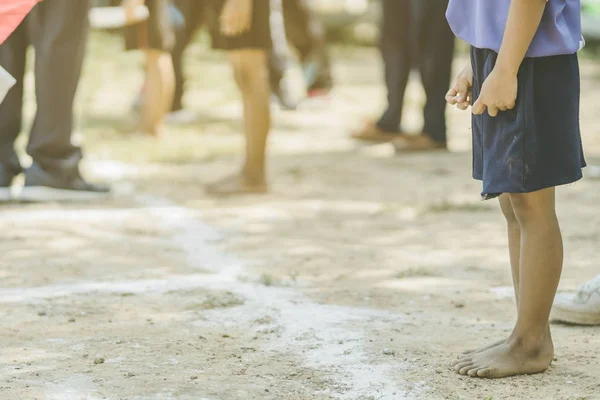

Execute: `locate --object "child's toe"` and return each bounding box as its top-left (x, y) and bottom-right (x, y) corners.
top-left (477, 368), bottom-right (495, 378)
top-left (459, 364), bottom-right (475, 375)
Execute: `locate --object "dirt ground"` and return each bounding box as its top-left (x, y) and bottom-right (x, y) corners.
top-left (1, 33), bottom-right (600, 400)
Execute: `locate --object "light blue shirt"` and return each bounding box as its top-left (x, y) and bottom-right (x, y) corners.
top-left (446, 0), bottom-right (582, 57)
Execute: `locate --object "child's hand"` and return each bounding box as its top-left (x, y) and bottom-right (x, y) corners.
top-left (472, 68), bottom-right (518, 117)
top-left (220, 0), bottom-right (253, 37)
top-left (121, 0), bottom-right (145, 23)
top-left (446, 64), bottom-right (473, 111)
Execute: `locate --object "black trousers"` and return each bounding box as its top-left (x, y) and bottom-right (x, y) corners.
top-left (377, 0), bottom-right (454, 143)
top-left (0, 0), bottom-right (90, 176)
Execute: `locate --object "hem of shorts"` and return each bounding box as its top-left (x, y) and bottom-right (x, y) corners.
top-left (473, 171), bottom-right (584, 201)
top-left (212, 44), bottom-right (272, 51)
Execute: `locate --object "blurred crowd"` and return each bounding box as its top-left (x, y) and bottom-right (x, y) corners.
top-left (0, 0), bottom-right (457, 201)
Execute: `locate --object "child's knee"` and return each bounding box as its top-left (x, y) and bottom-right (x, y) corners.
top-left (508, 193), bottom-right (547, 224)
top-left (228, 50), bottom-right (268, 92)
top-left (229, 58), bottom-right (247, 90)
top-left (499, 196), bottom-right (519, 226)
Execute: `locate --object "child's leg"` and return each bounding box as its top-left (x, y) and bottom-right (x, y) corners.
top-left (456, 194), bottom-right (522, 360)
top-left (141, 50), bottom-right (175, 135)
top-left (504, 194), bottom-right (523, 305)
top-left (456, 187), bottom-right (560, 378)
top-left (207, 49), bottom-right (270, 194)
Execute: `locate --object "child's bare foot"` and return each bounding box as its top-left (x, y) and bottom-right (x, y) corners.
top-left (454, 325), bottom-right (551, 364)
top-left (117, 115), bottom-right (163, 137)
top-left (205, 173), bottom-right (268, 196)
top-left (453, 333), bottom-right (554, 379)
top-left (453, 339), bottom-right (506, 364)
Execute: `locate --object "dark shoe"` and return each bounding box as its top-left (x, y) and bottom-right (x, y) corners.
top-left (392, 134), bottom-right (448, 153)
top-left (21, 163), bottom-right (110, 202)
top-left (350, 120), bottom-right (401, 143)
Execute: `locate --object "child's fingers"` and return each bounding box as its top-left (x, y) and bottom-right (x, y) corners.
top-left (487, 105), bottom-right (499, 117)
top-left (457, 101), bottom-right (470, 111)
top-left (456, 80), bottom-right (470, 102)
top-left (445, 87), bottom-right (458, 104)
top-left (472, 98), bottom-right (486, 115)
top-left (240, 16), bottom-right (252, 33)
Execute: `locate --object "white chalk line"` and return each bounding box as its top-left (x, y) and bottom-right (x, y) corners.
top-left (0, 197), bottom-right (419, 400)
top-left (139, 195), bottom-right (416, 400)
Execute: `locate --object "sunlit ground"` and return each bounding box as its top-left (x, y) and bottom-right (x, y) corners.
top-left (2, 31), bottom-right (600, 400)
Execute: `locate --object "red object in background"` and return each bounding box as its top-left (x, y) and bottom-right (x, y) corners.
top-left (0, 0), bottom-right (38, 44)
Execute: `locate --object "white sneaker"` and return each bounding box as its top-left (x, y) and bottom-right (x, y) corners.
top-left (587, 165), bottom-right (600, 179)
top-left (552, 275), bottom-right (600, 325)
top-left (165, 109), bottom-right (199, 125)
top-left (0, 186), bottom-right (12, 202)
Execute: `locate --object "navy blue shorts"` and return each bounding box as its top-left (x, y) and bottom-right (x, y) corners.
top-left (205, 0), bottom-right (272, 51)
top-left (470, 47), bottom-right (586, 200)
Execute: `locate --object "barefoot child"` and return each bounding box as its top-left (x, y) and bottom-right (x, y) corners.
top-left (445, 0), bottom-right (586, 378)
top-left (205, 0), bottom-right (272, 195)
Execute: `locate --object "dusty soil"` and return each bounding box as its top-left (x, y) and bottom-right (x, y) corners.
top-left (1, 33), bottom-right (600, 400)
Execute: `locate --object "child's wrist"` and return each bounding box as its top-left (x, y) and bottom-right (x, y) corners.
top-left (494, 63), bottom-right (518, 78)
top-left (494, 58), bottom-right (520, 77)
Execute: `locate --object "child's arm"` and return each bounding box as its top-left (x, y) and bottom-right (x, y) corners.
top-left (220, 0), bottom-right (253, 37)
top-left (472, 0), bottom-right (547, 117)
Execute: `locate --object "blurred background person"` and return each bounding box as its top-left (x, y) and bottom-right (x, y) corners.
top-left (122, 0), bottom-right (271, 193)
top-left (204, 0), bottom-right (272, 195)
top-left (122, 0), bottom-right (175, 136)
top-left (352, 0), bottom-right (454, 152)
top-left (269, 0), bottom-right (334, 110)
top-left (0, 0), bottom-right (109, 202)
top-left (166, 0), bottom-right (332, 116)
top-left (167, 0), bottom-right (204, 118)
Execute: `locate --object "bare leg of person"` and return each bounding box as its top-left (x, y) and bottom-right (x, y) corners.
top-left (455, 188), bottom-right (559, 378)
top-left (455, 194), bottom-right (522, 361)
top-left (207, 49), bottom-right (270, 195)
top-left (140, 50), bottom-right (175, 136)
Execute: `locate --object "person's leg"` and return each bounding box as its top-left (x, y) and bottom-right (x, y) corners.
top-left (26, 0), bottom-right (87, 174)
top-left (21, 0), bottom-right (109, 201)
top-left (418, 0), bottom-right (454, 144)
top-left (207, 49), bottom-right (270, 194)
top-left (268, 0), bottom-right (298, 110)
top-left (391, 0), bottom-right (454, 152)
top-left (170, 0), bottom-right (204, 112)
top-left (141, 49), bottom-right (175, 135)
top-left (455, 188), bottom-right (560, 378)
top-left (0, 19), bottom-right (28, 184)
top-left (456, 194), bottom-right (521, 360)
top-left (376, 0), bottom-right (411, 133)
top-left (352, 0), bottom-right (411, 142)
top-left (283, 0), bottom-right (332, 93)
